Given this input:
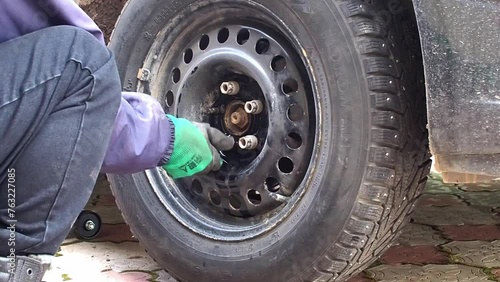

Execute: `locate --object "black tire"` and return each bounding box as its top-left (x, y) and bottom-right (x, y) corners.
top-left (108, 0), bottom-right (431, 281)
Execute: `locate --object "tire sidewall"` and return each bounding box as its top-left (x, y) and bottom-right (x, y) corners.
top-left (109, 0), bottom-right (369, 281)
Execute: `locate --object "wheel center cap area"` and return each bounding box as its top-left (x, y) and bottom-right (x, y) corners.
top-left (224, 101), bottom-right (251, 136)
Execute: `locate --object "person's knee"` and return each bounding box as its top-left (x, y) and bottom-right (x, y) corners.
top-left (42, 25), bottom-right (91, 40)
top-left (40, 26), bottom-right (121, 110)
top-left (51, 26), bottom-right (121, 92)
top-left (39, 25), bottom-right (101, 49)
top-left (38, 26), bottom-right (112, 72)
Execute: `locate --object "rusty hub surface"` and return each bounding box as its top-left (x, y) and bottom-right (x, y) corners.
top-left (224, 101), bottom-right (251, 136)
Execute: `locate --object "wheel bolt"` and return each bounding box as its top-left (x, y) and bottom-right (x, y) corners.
top-left (202, 105), bottom-right (225, 115)
top-left (238, 135), bottom-right (258, 150)
top-left (220, 81), bottom-right (240, 95)
top-left (244, 100), bottom-right (264, 114)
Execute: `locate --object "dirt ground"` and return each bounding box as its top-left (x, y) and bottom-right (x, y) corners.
top-left (80, 0), bottom-right (126, 43)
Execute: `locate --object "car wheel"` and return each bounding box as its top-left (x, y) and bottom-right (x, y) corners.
top-left (108, 0), bottom-right (431, 280)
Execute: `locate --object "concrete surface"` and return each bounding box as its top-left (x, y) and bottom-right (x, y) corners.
top-left (43, 173), bottom-right (500, 281)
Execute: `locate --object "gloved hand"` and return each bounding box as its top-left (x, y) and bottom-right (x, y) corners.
top-left (162, 115), bottom-right (234, 179)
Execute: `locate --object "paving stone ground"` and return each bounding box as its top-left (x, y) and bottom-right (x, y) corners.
top-left (43, 173), bottom-right (500, 281)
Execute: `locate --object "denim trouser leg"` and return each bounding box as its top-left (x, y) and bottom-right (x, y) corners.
top-left (0, 26), bottom-right (121, 255)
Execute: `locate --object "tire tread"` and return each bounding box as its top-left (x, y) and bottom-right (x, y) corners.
top-left (312, 0), bottom-right (431, 280)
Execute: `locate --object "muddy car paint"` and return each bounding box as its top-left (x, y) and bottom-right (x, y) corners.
top-left (413, 0), bottom-right (500, 177)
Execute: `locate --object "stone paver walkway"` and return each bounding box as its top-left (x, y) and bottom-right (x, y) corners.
top-left (43, 173), bottom-right (500, 281)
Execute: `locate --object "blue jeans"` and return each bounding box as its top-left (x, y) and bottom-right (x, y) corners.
top-left (0, 26), bottom-right (121, 255)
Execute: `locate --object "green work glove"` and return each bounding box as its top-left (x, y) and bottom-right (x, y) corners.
top-left (163, 115), bottom-right (234, 179)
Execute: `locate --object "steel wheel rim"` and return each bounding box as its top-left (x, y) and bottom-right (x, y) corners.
top-left (144, 4), bottom-right (318, 241)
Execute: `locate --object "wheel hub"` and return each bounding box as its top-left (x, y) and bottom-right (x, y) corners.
top-left (224, 100), bottom-right (251, 136)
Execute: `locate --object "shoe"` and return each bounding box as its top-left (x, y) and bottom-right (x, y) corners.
top-left (0, 255), bottom-right (51, 282)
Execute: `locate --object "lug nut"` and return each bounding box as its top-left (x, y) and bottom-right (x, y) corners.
top-left (238, 135), bottom-right (258, 150)
top-left (244, 100), bottom-right (264, 114)
top-left (220, 81), bottom-right (240, 95)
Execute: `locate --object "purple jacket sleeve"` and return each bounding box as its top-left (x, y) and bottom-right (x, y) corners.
top-left (0, 0), bottom-right (175, 174)
top-left (0, 0), bottom-right (104, 44)
top-left (101, 93), bottom-right (175, 174)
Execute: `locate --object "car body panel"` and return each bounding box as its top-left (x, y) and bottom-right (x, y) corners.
top-left (412, 0), bottom-right (500, 179)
